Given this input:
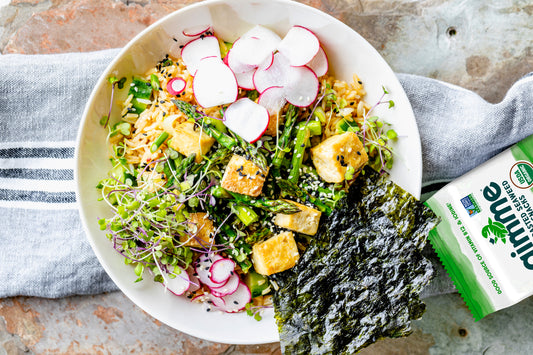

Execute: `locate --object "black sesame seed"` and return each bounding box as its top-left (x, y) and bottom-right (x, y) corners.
top-left (357, 151), bottom-right (361, 155)
top-left (358, 80), bottom-right (362, 84)
top-left (206, 308), bottom-right (211, 312)
top-left (173, 37), bottom-right (178, 42)
top-left (233, 301), bottom-right (239, 305)
top-left (336, 155), bottom-right (340, 161)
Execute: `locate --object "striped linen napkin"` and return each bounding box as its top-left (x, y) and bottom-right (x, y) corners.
top-left (1, 49), bottom-right (532, 298)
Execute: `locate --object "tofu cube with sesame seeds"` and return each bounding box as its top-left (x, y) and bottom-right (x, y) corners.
top-left (310, 132), bottom-right (368, 183)
top-left (220, 154), bottom-right (269, 197)
top-left (273, 200), bottom-right (322, 235)
top-left (180, 212), bottom-right (215, 247)
top-left (252, 231), bottom-right (299, 275)
top-left (167, 121), bottom-right (215, 163)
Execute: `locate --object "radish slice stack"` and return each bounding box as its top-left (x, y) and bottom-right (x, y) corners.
top-left (174, 24), bottom-right (328, 144)
top-left (193, 253), bottom-right (252, 313)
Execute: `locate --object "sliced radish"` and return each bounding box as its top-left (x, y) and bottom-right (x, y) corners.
top-left (235, 69), bottom-right (256, 90)
top-left (253, 52), bottom-right (290, 93)
top-left (241, 25), bottom-right (281, 46)
top-left (284, 65), bottom-right (319, 107)
top-left (223, 98), bottom-right (270, 143)
top-left (181, 35), bottom-right (221, 75)
top-left (183, 24), bottom-right (211, 37)
top-left (226, 48), bottom-right (256, 74)
top-left (277, 25), bottom-right (320, 66)
top-left (229, 25), bottom-right (281, 67)
top-left (210, 273), bottom-right (240, 297)
top-left (306, 46), bottom-right (329, 77)
top-left (258, 86), bottom-right (286, 115)
top-left (220, 282), bottom-right (252, 313)
top-left (193, 58), bottom-right (238, 108)
top-left (166, 77), bottom-right (186, 96)
top-left (164, 267), bottom-right (190, 296)
top-left (195, 254), bottom-right (225, 289)
top-left (206, 293), bottom-right (226, 308)
top-left (257, 52), bottom-right (274, 71)
top-left (186, 267), bottom-right (201, 293)
top-left (209, 258), bottom-right (236, 284)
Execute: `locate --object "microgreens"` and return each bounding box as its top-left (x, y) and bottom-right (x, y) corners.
top-left (103, 76), bottom-right (126, 128)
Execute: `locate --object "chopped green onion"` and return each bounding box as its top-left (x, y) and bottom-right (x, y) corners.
top-left (150, 74), bottom-right (161, 91)
top-left (150, 131), bottom-right (169, 153)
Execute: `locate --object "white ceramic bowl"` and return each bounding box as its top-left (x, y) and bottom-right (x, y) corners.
top-left (75, 0), bottom-right (422, 344)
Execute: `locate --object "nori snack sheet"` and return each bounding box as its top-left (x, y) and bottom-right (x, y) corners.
top-left (270, 169), bottom-right (439, 354)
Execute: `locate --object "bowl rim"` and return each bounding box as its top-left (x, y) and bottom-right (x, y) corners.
top-left (75, 0), bottom-right (422, 344)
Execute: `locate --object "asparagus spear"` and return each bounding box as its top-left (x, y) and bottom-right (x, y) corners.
top-left (172, 99), bottom-right (236, 150)
top-left (277, 178), bottom-right (332, 215)
top-left (232, 133), bottom-right (269, 173)
top-left (287, 120), bottom-right (322, 184)
top-left (272, 104), bottom-right (298, 169)
top-left (226, 190), bottom-right (301, 214)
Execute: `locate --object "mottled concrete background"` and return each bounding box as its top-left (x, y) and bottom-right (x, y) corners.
top-left (1, 0), bottom-right (532, 354)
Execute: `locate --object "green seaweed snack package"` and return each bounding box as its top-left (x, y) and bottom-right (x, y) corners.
top-left (425, 134), bottom-right (533, 321)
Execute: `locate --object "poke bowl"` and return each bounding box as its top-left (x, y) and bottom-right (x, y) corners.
top-left (75, 0), bottom-right (422, 345)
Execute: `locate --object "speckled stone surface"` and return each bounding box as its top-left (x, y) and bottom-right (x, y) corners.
top-left (1, 0), bottom-right (532, 354)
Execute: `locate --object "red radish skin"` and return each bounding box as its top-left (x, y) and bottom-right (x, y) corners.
top-left (181, 35), bottom-right (221, 75)
top-left (209, 258), bottom-right (236, 284)
top-left (306, 46), bottom-right (329, 77)
top-left (223, 98), bottom-right (270, 143)
top-left (195, 254), bottom-right (226, 289)
top-left (210, 273), bottom-right (240, 297)
top-left (166, 77), bottom-right (187, 96)
top-left (182, 24), bottom-right (211, 37)
top-left (257, 52), bottom-right (274, 71)
top-left (277, 25), bottom-right (320, 67)
top-left (206, 293), bottom-right (226, 308)
top-left (220, 282), bottom-right (252, 313)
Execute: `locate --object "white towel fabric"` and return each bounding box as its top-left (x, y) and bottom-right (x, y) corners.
top-left (1, 49), bottom-right (532, 298)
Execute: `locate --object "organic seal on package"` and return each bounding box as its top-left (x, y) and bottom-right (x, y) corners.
top-left (426, 134), bottom-right (533, 320)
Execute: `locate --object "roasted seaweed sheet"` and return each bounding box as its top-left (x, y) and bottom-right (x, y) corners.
top-left (271, 169), bottom-right (439, 354)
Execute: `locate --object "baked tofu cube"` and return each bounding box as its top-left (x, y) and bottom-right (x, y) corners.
top-left (310, 132), bottom-right (368, 183)
top-left (273, 200), bottom-right (322, 235)
top-left (181, 212), bottom-right (215, 247)
top-left (252, 231), bottom-right (299, 275)
top-left (167, 121), bottom-right (215, 163)
top-left (264, 113), bottom-right (283, 136)
top-left (221, 154), bottom-right (268, 197)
